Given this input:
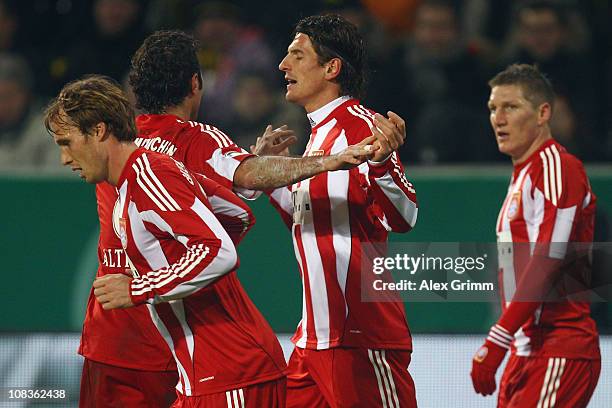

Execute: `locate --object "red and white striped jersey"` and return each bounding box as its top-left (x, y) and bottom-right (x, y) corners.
top-left (269, 97), bottom-right (418, 350)
top-left (496, 139), bottom-right (599, 359)
top-left (79, 114), bottom-right (258, 370)
top-left (135, 114), bottom-right (257, 199)
top-left (117, 149), bottom-right (286, 396)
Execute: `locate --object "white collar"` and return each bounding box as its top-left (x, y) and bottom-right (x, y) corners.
top-left (307, 96), bottom-right (352, 128)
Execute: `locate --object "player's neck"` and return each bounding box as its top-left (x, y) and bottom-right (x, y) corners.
top-left (303, 87), bottom-right (342, 114)
top-left (107, 142), bottom-right (138, 186)
top-left (512, 128), bottom-right (553, 166)
top-left (164, 101), bottom-right (196, 121)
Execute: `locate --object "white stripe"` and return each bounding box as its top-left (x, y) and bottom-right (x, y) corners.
top-left (347, 105), bottom-right (374, 128)
top-left (329, 134), bottom-right (351, 316)
top-left (238, 388), bottom-right (245, 408)
top-left (147, 305), bottom-right (191, 396)
top-left (141, 154), bottom-right (181, 211)
top-left (355, 104), bottom-right (374, 119)
top-left (549, 358), bottom-right (566, 407)
top-left (487, 336), bottom-right (511, 349)
top-left (169, 300), bottom-right (195, 364)
top-left (233, 390), bottom-right (239, 407)
top-left (543, 358), bottom-right (561, 408)
top-left (488, 332), bottom-right (511, 347)
top-left (212, 129), bottom-right (231, 147)
top-left (492, 325), bottom-right (513, 341)
top-left (374, 169), bottom-right (418, 228)
top-left (537, 358), bottom-right (555, 408)
top-left (551, 145), bottom-right (562, 201)
top-left (298, 179), bottom-right (330, 348)
top-left (545, 148), bottom-right (558, 206)
top-left (135, 157), bottom-right (176, 211)
top-left (214, 127), bottom-right (234, 147)
top-left (375, 350), bottom-right (395, 408)
top-left (391, 153), bottom-right (415, 193)
top-left (291, 224), bottom-right (309, 348)
top-left (582, 192), bottom-right (591, 209)
top-left (226, 391), bottom-right (233, 407)
top-left (540, 152), bottom-right (551, 203)
top-left (131, 245), bottom-right (210, 295)
top-left (133, 164), bottom-right (169, 211)
top-left (204, 127), bottom-right (225, 148)
top-left (381, 350), bottom-right (400, 408)
top-left (368, 350), bottom-right (389, 408)
top-left (550, 206), bottom-right (576, 259)
top-left (126, 204), bottom-right (172, 271)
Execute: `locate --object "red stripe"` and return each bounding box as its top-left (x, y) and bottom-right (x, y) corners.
top-left (310, 171), bottom-right (345, 341)
top-left (293, 225), bottom-right (318, 346)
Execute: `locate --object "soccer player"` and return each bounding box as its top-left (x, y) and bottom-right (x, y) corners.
top-left (470, 64), bottom-right (600, 407)
top-left (258, 15), bottom-right (419, 407)
top-left (75, 30), bottom-right (405, 407)
top-left (45, 75), bottom-right (377, 407)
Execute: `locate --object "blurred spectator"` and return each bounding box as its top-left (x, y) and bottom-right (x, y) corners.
top-left (0, 0), bottom-right (18, 52)
top-left (499, 0), bottom-right (602, 160)
top-left (393, 0), bottom-right (494, 163)
top-left (48, 0), bottom-right (147, 94)
top-left (226, 70), bottom-right (309, 152)
top-left (193, 1), bottom-right (277, 128)
top-left (0, 54), bottom-right (58, 171)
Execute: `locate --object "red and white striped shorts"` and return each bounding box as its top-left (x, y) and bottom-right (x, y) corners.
top-left (498, 354), bottom-right (600, 408)
top-left (286, 346), bottom-right (417, 408)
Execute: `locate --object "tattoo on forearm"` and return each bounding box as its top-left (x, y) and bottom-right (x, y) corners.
top-left (236, 156), bottom-right (328, 190)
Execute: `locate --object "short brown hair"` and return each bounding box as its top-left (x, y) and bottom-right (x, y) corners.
top-left (488, 64), bottom-right (555, 110)
top-left (44, 75), bottom-right (136, 141)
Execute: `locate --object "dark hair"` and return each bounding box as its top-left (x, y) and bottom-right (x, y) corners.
top-left (44, 75), bottom-right (136, 142)
top-left (489, 64), bottom-right (555, 110)
top-left (129, 30), bottom-right (201, 114)
top-left (293, 14), bottom-right (368, 99)
top-left (517, 0), bottom-right (569, 27)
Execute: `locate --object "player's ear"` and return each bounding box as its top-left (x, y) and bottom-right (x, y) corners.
top-left (537, 102), bottom-right (552, 126)
top-left (324, 58), bottom-right (342, 80)
top-left (191, 73), bottom-right (202, 94)
top-left (94, 122), bottom-right (109, 141)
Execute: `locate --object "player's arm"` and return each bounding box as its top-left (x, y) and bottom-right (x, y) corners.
top-left (94, 168), bottom-right (238, 308)
top-left (471, 154), bottom-right (589, 396)
top-left (355, 112), bottom-right (417, 232)
top-left (194, 173), bottom-right (255, 245)
top-left (235, 113), bottom-right (408, 190)
top-left (234, 138), bottom-right (376, 190)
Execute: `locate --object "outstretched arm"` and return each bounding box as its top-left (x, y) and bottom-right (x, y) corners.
top-left (234, 136), bottom-right (376, 190)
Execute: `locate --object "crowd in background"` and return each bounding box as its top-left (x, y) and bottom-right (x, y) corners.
top-left (0, 0), bottom-right (610, 171)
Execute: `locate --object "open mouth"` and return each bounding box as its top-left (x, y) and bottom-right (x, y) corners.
top-left (286, 78), bottom-right (297, 88)
top-left (496, 131), bottom-right (509, 140)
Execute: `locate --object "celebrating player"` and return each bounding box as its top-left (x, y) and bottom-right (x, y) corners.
top-left (45, 75), bottom-right (381, 407)
top-left (71, 29), bottom-right (403, 407)
top-left (470, 64), bottom-right (600, 407)
top-left (256, 15), bottom-right (419, 407)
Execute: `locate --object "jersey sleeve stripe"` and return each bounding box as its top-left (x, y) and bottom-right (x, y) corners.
top-left (141, 154), bottom-right (181, 211)
top-left (355, 105), bottom-right (374, 118)
top-left (391, 154), bottom-right (416, 193)
top-left (551, 144), bottom-right (563, 201)
top-left (131, 244), bottom-right (211, 294)
top-left (211, 127), bottom-right (234, 147)
top-left (347, 105), bottom-right (374, 128)
top-left (544, 148), bottom-right (558, 206)
top-left (131, 243), bottom-right (205, 288)
top-left (211, 129), bottom-right (231, 148)
top-left (132, 163), bottom-right (170, 212)
top-left (540, 151), bottom-right (552, 204)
